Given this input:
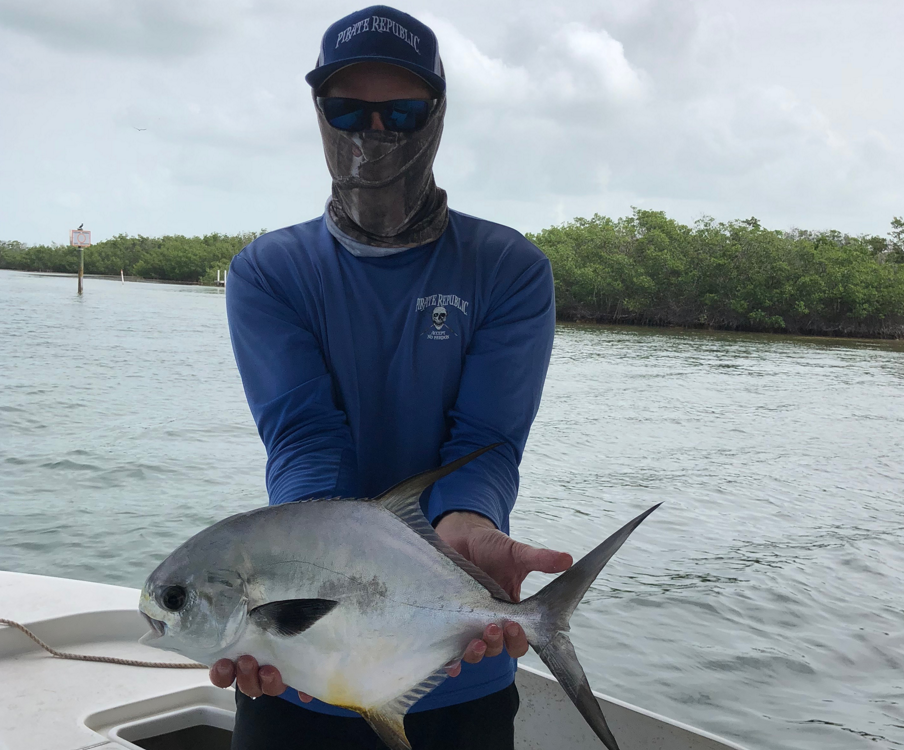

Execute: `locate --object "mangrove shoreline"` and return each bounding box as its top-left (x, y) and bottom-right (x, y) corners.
top-left (3, 211), bottom-right (903, 339)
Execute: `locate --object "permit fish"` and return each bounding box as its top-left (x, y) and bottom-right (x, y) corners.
top-left (138, 445), bottom-right (659, 750)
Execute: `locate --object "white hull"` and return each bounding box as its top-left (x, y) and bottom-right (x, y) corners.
top-left (0, 571), bottom-right (748, 750)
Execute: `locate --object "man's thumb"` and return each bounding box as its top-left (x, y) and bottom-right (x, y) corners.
top-left (516, 543), bottom-right (573, 574)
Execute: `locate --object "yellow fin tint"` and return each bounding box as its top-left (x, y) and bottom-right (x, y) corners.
top-left (322, 673), bottom-right (365, 714)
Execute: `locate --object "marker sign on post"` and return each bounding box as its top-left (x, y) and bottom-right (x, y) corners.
top-left (70, 230), bottom-right (91, 247)
top-left (70, 230), bottom-right (91, 295)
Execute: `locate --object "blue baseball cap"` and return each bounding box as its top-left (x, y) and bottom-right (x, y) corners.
top-left (306, 6), bottom-right (445, 95)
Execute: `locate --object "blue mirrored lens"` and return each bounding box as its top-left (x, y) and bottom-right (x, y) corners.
top-left (318, 98), bottom-right (433, 132)
top-left (385, 100), bottom-right (430, 131)
top-left (330, 110), bottom-right (367, 130)
top-left (319, 99), bottom-right (368, 131)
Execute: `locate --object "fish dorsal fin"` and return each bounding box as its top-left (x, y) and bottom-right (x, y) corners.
top-left (248, 598), bottom-right (338, 636)
top-left (375, 444), bottom-right (513, 603)
top-left (362, 667), bottom-right (450, 750)
top-left (386, 497), bottom-right (514, 604)
top-left (375, 444), bottom-right (500, 515)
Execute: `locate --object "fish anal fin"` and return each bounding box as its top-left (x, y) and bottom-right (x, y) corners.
top-left (362, 667), bottom-right (450, 750)
top-left (389, 666), bottom-right (449, 712)
top-left (362, 707), bottom-right (410, 750)
top-left (375, 445), bottom-right (513, 603)
top-left (248, 598), bottom-right (338, 636)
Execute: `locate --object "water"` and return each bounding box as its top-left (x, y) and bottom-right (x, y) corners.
top-left (1, 269), bottom-right (903, 750)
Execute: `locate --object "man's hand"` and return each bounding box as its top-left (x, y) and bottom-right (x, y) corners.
top-left (209, 656), bottom-right (312, 703)
top-left (435, 510), bottom-right (573, 674)
top-left (208, 511), bottom-right (572, 695)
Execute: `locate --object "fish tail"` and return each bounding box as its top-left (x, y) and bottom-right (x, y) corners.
top-left (521, 504), bottom-right (661, 750)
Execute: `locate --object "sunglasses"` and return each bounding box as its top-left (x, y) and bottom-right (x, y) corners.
top-left (317, 97), bottom-right (436, 132)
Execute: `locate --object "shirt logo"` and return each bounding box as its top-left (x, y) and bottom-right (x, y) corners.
top-left (416, 293), bottom-right (468, 341)
top-left (424, 306), bottom-right (455, 340)
top-left (416, 293), bottom-right (468, 315)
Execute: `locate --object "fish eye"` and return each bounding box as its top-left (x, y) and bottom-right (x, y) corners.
top-left (160, 585), bottom-right (187, 611)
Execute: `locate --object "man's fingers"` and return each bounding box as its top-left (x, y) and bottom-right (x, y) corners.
top-left (298, 691), bottom-right (313, 703)
top-left (461, 639), bottom-right (487, 664)
top-left (259, 665), bottom-right (287, 697)
top-left (444, 660), bottom-right (462, 678)
top-left (482, 623), bottom-right (504, 658)
top-left (236, 655), bottom-right (263, 698)
top-left (516, 543), bottom-right (573, 575)
top-left (503, 621), bottom-right (529, 658)
top-left (209, 659), bottom-right (235, 688)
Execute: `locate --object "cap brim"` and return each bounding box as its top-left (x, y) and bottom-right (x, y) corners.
top-left (305, 56), bottom-right (445, 95)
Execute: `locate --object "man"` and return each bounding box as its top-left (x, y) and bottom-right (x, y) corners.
top-left (213, 6), bottom-right (572, 748)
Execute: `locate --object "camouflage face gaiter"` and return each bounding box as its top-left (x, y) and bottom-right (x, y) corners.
top-left (317, 95), bottom-right (449, 249)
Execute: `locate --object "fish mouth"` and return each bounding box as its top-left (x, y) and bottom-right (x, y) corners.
top-left (141, 612), bottom-right (166, 638)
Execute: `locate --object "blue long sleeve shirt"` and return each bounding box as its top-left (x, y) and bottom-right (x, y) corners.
top-left (226, 208), bottom-right (555, 713)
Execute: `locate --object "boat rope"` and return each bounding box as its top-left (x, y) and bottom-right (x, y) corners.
top-left (0, 618), bottom-right (207, 669)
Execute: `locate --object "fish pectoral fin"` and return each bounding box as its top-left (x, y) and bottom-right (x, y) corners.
top-left (248, 598), bottom-right (338, 637)
top-left (361, 707), bottom-right (410, 750)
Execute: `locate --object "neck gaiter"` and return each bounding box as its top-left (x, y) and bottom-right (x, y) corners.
top-left (316, 95), bottom-right (449, 249)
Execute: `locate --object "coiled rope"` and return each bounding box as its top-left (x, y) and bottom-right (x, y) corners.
top-left (0, 617), bottom-right (207, 669)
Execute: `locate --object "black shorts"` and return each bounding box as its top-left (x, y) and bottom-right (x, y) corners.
top-left (231, 683), bottom-right (520, 750)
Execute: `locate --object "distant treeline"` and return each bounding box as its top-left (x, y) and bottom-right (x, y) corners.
top-left (527, 211), bottom-right (904, 338)
top-left (2, 212), bottom-right (903, 337)
top-left (0, 231), bottom-right (265, 286)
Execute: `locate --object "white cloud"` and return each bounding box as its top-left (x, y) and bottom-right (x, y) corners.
top-left (0, 0), bottom-right (228, 58)
top-left (426, 14), bottom-right (646, 108)
top-left (0, 0), bottom-right (901, 244)
top-left (547, 22), bottom-right (647, 102)
top-left (421, 15), bottom-right (532, 103)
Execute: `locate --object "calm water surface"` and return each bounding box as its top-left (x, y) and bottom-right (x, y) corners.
top-left (1, 269), bottom-right (902, 750)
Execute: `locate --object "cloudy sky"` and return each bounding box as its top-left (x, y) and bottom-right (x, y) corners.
top-left (1, 0), bottom-right (902, 245)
